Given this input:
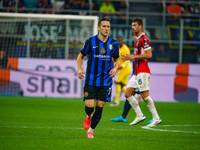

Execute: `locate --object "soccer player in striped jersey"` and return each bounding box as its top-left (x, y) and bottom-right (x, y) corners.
top-left (77, 17), bottom-right (120, 138)
top-left (123, 17), bottom-right (162, 127)
top-left (110, 34), bottom-right (152, 123)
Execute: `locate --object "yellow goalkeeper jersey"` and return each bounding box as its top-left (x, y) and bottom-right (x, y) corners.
top-left (119, 44), bottom-right (131, 70)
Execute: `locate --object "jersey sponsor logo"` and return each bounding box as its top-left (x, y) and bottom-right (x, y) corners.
top-left (94, 54), bottom-right (110, 61)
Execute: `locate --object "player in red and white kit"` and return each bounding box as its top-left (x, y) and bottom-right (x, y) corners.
top-left (123, 17), bottom-right (162, 127)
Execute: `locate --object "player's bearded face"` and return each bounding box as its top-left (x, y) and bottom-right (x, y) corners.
top-left (98, 21), bottom-right (110, 37)
top-left (131, 22), bottom-right (139, 35)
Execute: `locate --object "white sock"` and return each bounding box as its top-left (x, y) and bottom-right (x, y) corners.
top-left (87, 127), bottom-right (94, 133)
top-left (134, 94), bottom-right (141, 104)
top-left (144, 96), bottom-right (160, 120)
top-left (127, 95), bottom-right (143, 117)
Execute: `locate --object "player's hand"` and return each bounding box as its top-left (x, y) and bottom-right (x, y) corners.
top-left (118, 66), bottom-right (123, 70)
top-left (78, 70), bottom-right (85, 79)
top-left (109, 68), bottom-right (117, 78)
top-left (122, 54), bottom-right (134, 61)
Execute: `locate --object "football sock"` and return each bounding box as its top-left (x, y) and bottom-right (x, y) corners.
top-left (85, 106), bottom-right (94, 117)
top-left (134, 94), bottom-right (141, 104)
top-left (144, 96), bottom-right (160, 120)
top-left (87, 127), bottom-right (94, 133)
top-left (115, 84), bottom-right (121, 102)
top-left (127, 95), bottom-right (143, 117)
top-left (122, 99), bottom-right (131, 119)
top-left (91, 106), bottom-right (103, 129)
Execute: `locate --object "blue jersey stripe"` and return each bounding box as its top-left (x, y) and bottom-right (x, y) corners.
top-left (81, 34), bottom-right (119, 87)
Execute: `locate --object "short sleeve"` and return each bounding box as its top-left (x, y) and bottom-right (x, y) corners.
top-left (112, 43), bottom-right (119, 59)
top-left (142, 36), bottom-right (151, 51)
top-left (80, 38), bottom-right (90, 56)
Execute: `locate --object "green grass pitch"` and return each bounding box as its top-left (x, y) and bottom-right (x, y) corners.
top-left (0, 96), bottom-right (200, 150)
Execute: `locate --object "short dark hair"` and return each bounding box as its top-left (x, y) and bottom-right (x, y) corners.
top-left (132, 17), bottom-right (143, 27)
top-left (98, 17), bottom-right (111, 26)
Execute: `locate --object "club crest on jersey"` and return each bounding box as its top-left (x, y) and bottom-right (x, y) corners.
top-left (109, 44), bottom-right (113, 49)
top-left (84, 92), bottom-right (89, 97)
top-left (101, 48), bottom-right (106, 54)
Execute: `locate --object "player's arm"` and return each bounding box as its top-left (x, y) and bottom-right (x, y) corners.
top-left (109, 57), bottom-right (120, 78)
top-left (77, 53), bottom-right (85, 79)
top-left (122, 48), bottom-right (152, 61)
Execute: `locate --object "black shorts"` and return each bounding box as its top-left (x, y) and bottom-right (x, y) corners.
top-left (83, 85), bottom-right (112, 102)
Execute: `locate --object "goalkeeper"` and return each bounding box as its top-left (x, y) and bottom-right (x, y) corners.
top-left (110, 36), bottom-right (132, 106)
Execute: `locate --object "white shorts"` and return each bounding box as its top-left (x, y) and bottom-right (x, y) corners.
top-left (127, 73), bottom-right (150, 92)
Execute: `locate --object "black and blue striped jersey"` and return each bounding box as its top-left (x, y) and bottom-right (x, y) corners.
top-left (80, 34), bottom-right (119, 87)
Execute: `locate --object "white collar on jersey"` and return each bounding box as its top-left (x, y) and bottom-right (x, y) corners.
top-left (136, 32), bottom-right (145, 39)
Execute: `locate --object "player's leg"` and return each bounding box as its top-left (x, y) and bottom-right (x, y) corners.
top-left (84, 99), bottom-right (95, 129)
top-left (110, 81), bottom-right (121, 106)
top-left (87, 86), bottom-right (111, 138)
top-left (139, 73), bottom-right (161, 127)
top-left (111, 99), bottom-right (130, 122)
top-left (83, 85), bottom-right (96, 130)
top-left (125, 87), bottom-right (146, 125)
top-left (110, 70), bottom-right (125, 106)
top-left (111, 91), bottom-right (140, 122)
top-left (111, 70), bottom-right (137, 121)
top-left (140, 90), bottom-right (161, 127)
top-left (121, 66), bottom-right (131, 93)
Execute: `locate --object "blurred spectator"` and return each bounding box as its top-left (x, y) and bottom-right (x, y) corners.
top-left (115, 1), bottom-right (127, 24)
top-left (57, 0), bottom-right (73, 14)
top-left (95, 0), bottom-right (103, 9)
top-left (99, 0), bottom-right (117, 24)
top-left (0, 48), bottom-right (8, 69)
top-left (44, 0), bottom-right (53, 14)
top-left (68, 39), bottom-right (80, 59)
top-left (0, 0), bottom-right (12, 12)
top-left (180, 0), bottom-right (193, 25)
top-left (40, 40), bottom-right (61, 59)
top-left (155, 44), bottom-right (170, 62)
top-left (11, 0), bottom-right (25, 13)
top-left (30, 40), bottom-right (41, 58)
top-left (36, 0), bottom-right (48, 14)
top-left (77, 0), bottom-right (89, 16)
top-left (166, 0), bottom-right (182, 25)
top-left (196, 47), bottom-right (200, 63)
top-left (90, 1), bottom-right (98, 11)
top-left (23, 0), bottom-right (37, 13)
top-left (181, 1), bottom-right (193, 14)
top-left (53, 0), bottom-right (65, 14)
top-left (190, 0), bottom-right (200, 16)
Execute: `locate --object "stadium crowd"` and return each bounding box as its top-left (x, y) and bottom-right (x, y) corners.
top-left (0, 0), bottom-right (199, 20)
top-left (0, 0), bottom-right (199, 63)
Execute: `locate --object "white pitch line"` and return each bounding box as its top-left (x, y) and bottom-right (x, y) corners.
top-left (159, 124), bottom-right (200, 127)
top-left (1, 125), bottom-right (200, 134)
top-left (0, 125), bottom-right (84, 130)
top-left (142, 125), bottom-right (200, 134)
top-left (0, 125), bottom-right (138, 131)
